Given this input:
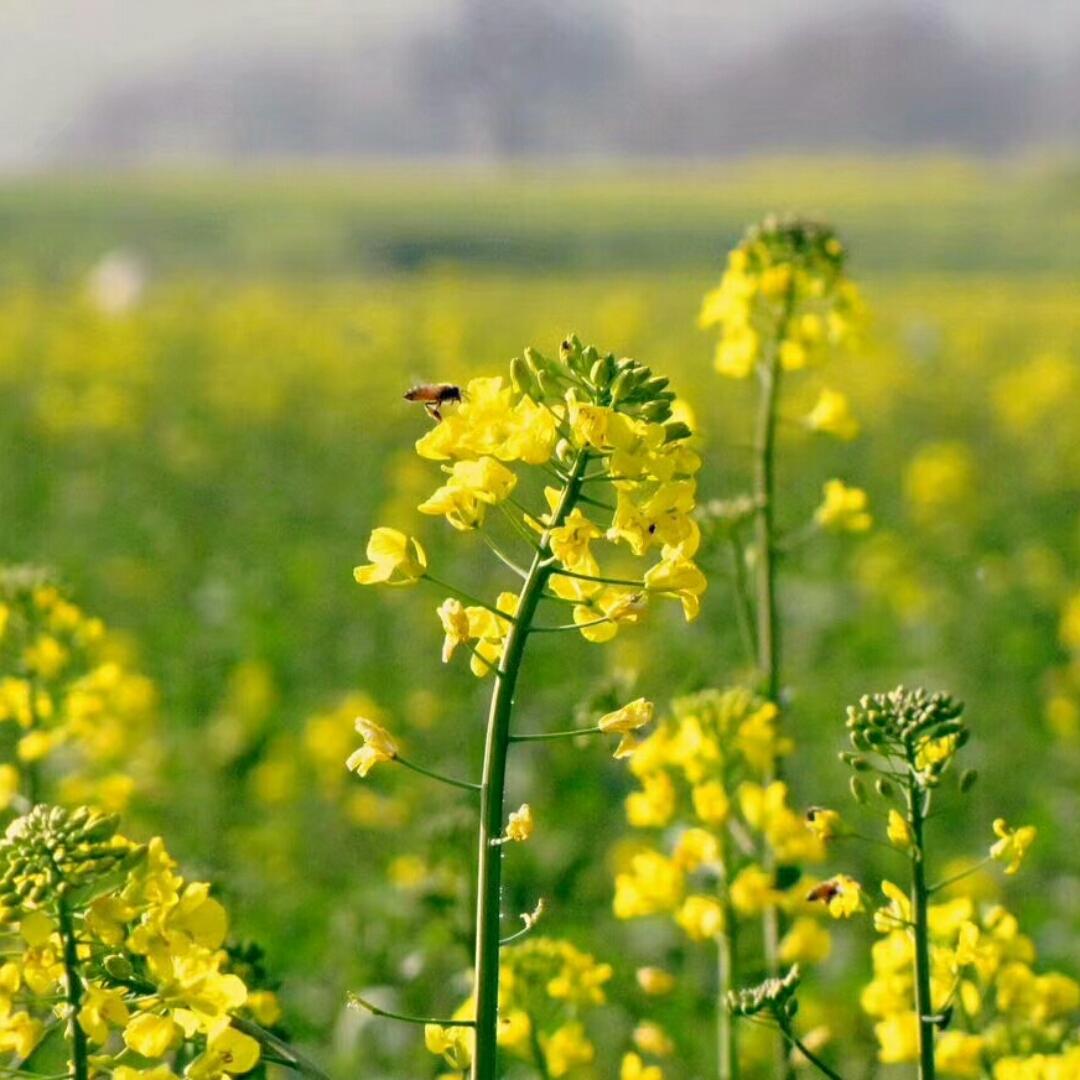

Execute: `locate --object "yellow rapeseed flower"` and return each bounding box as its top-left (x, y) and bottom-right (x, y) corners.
top-left (353, 527), bottom-right (427, 585)
top-left (346, 717), bottom-right (399, 777)
top-left (815, 480), bottom-right (872, 533)
top-left (989, 819), bottom-right (1036, 875)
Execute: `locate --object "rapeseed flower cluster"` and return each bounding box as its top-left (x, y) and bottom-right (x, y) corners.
top-left (614, 688), bottom-right (831, 966)
top-left (424, 938), bottom-right (623, 1078)
top-left (0, 804), bottom-right (278, 1077)
top-left (863, 892), bottom-right (1079, 1073)
top-left (354, 335), bottom-right (707, 660)
top-left (0, 567), bottom-right (158, 813)
top-left (698, 216), bottom-right (861, 381)
top-left (823, 687), bottom-right (1058, 1078)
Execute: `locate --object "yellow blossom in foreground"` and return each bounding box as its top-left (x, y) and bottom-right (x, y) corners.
top-left (815, 479), bottom-right (872, 533)
top-left (599, 697), bottom-right (654, 758)
top-left (989, 819), bottom-right (1036, 875)
top-left (353, 527), bottom-right (427, 585)
top-left (418, 456), bottom-right (518, 531)
top-left (124, 1013), bottom-right (182, 1058)
top-left (636, 967), bottom-right (676, 996)
top-left (805, 388), bottom-right (859, 440)
top-left (643, 557), bottom-right (707, 620)
top-left (425, 1023), bottom-right (474, 1071)
top-left (936, 1032), bottom-right (985, 1077)
top-left (346, 717), bottom-right (399, 777)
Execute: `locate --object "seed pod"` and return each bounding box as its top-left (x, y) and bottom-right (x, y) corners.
top-left (104, 954), bottom-right (134, 980)
top-left (875, 777), bottom-right (894, 798)
top-left (662, 421), bottom-right (692, 444)
top-left (639, 400), bottom-right (671, 423)
top-left (850, 776), bottom-right (868, 804)
top-left (510, 356), bottom-right (534, 396)
top-left (959, 769), bottom-right (978, 793)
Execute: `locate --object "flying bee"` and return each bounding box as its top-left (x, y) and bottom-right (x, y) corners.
top-left (404, 382), bottom-right (462, 422)
top-left (805, 881), bottom-right (842, 905)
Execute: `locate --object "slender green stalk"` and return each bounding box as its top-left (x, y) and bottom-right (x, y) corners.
top-left (231, 1017), bottom-right (332, 1080)
top-left (776, 1021), bottom-right (846, 1080)
top-left (529, 1022), bottom-right (552, 1080)
top-left (470, 452), bottom-right (589, 1080)
top-left (717, 917), bottom-right (738, 1080)
top-left (907, 779), bottom-right (937, 1080)
top-left (349, 992), bottom-right (476, 1028)
top-left (509, 726), bottom-right (602, 743)
top-left (56, 897), bottom-right (88, 1080)
top-left (395, 754), bottom-right (481, 792)
top-left (751, 286), bottom-right (795, 1079)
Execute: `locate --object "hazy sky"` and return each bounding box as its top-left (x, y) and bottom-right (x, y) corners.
top-left (3, 0), bottom-right (1078, 167)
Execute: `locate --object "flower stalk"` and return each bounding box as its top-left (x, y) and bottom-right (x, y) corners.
top-left (57, 895), bottom-right (89, 1080)
top-left (905, 765), bottom-right (937, 1080)
top-left (471, 450), bottom-right (589, 1080)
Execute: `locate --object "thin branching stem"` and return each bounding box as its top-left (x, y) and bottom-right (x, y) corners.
top-left (348, 993), bottom-right (476, 1029)
top-left (395, 754), bottom-right (481, 792)
top-left (509, 726), bottom-right (603, 743)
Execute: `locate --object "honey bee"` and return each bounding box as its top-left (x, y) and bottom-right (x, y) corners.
top-left (806, 881), bottom-right (842, 905)
top-left (403, 382), bottom-right (462, 422)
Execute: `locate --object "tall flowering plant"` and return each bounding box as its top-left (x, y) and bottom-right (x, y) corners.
top-left (772, 686), bottom-right (1072, 1080)
top-left (350, 336), bottom-right (706, 1078)
top-left (616, 217), bottom-right (865, 1078)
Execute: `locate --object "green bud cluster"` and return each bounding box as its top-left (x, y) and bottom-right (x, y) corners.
top-left (510, 333), bottom-right (687, 432)
top-left (727, 964), bottom-right (801, 1019)
top-left (840, 686), bottom-right (968, 791)
top-left (741, 214), bottom-right (847, 285)
top-left (0, 804), bottom-right (142, 913)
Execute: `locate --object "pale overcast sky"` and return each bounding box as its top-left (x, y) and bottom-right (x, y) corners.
top-left (2, 0), bottom-right (1077, 167)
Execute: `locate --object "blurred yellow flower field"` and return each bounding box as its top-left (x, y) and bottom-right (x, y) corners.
top-left (0, 164), bottom-right (1077, 1077)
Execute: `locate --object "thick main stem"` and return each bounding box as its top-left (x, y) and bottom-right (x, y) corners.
top-left (470, 452), bottom-right (588, 1080)
top-left (57, 895), bottom-right (89, 1080)
top-left (908, 782), bottom-right (937, 1080)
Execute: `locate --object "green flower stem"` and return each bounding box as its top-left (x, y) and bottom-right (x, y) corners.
top-left (471, 450), bottom-right (590, 1080)
top-left (907, 775), bottom-right (937, 1080)
top-left (530, 617), bottom-right (612, 633)
top-left (530, 1023), bottom-right (553, 1080)
top-left (509, 726), bottom-right (603, 743)
top-left (348, 992), bottom-right (476, 1029)
top-left (422, 576), bottom-right (518, 623)
top-left (56, 896), bottom-right (89, 1080)
top-left (928, 855), bottom-right (993, 895)
top-left (231, 1017), bottom-right (332, 1080)
top-left (726, 534), bottom-right (758, 667)
top-left (717, 907), bottom-right (739, 1080)
top-left (395, 754), bottom-right (481, 792)
top-left (752, 285), bottom-right (796, 1080)
top-left (478, 531), bottom-right (529, 579)
top-left (498, 502), bottom-right (545, 551)
top-left (548, 568), bottom-right (644, 589)
top-left (776, 1021), bottom-right (846, 1080)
